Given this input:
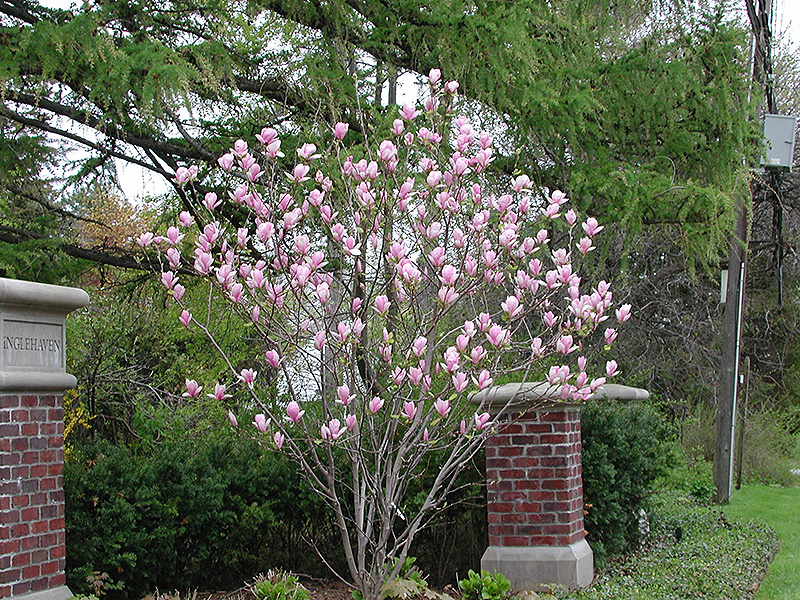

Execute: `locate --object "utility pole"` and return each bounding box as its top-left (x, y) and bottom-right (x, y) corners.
top-left (714, 0), bottom-right (777, 503)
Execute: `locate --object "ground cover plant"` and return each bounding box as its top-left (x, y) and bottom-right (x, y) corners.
top-left (550, 490), bottom-right (778, 600)
top-left (141, 71), bottom-right (629, 600)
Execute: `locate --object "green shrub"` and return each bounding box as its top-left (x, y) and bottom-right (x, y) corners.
top-left (656, 443), bottom-right (715, 503)
top-left (65, 432), bottom-right (338, 599)
top-left (580, 399), bottom-right (673, 562)
top-left (457, 570), bottom-right (511, 600)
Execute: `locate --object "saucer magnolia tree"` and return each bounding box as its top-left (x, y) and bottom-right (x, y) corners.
top-left (141, 71), bottom-right (627, 599)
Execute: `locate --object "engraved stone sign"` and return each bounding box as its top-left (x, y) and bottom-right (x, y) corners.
top-left (2, 318), bottom-right (64, 370)
top-left (0, 277), bottom-right (88, 392)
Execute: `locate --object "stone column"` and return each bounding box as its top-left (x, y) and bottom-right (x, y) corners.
top-left (0, 278), bottom-right (88, 600)
top-left (473, 382), bottom-right (650, 591)
top-left (472, 383), bottom-right (592, 591)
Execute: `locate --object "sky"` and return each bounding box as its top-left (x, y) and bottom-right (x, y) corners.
top-left (34, 0), bottom-right (800, 201)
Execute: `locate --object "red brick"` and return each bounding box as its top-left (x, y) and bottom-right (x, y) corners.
top-left (29, 464), bottom-right (47, 478)
top-left (21, 423), bottom-right (39, 437)
top-left (11, 496), bottom-right (30, 508)
top-left (0, 423), bottom-right (20, 436)
top-left (527, 535), bottom-right (558, 545)
top-left (29, 409), bottom-right (47, 422)
top-left (0, 568), bottom-right (21, 585)
top-left (0, 540), bottom-right (20, 555)
top-left (51, 573), bottom-right (66, 586)
top-left (11, 582), bottom-right (31, 596)
top-left (488, 502), bottom-right (514, 513)
top-left (497, 446), bottom-right (523, 457)
top-left (48, 518), bottom-right (65, 531)
top-left (1, 395), bottom-right (21, 408)
top-left (29, 437), bottom-right (48, 450)
top-left (516, 502), bottom-right (543, 513)
top-left (20, 537), bottom-right (38, 551)
top-left (11, 438), bottom-right (29, 452)
top-left (499, 491), bottom-right (526, 501)
top-left (30, 521), bottom-right (48, 534)
top-left (21, 396), bottom-right (39, 407)
top-left (511, 435), bottom-right (542, 445)
top-left (40, 561), bottom-right (58, 576)
top-left (526, 446), bottom-right (552, 456)
top-left (486, 457), bottom-right (512, 469)
top-left (502, 536), bottom-right (532, 546)
top-left (20, 507), bottom-right (39, 522)
top-left (11, 409), bottom-right (29, 421)
top-left (11, 553), bottom-right (30, 568)
top-left (21, 451), bottom-right (39, 465)
top-left (540, 434), bottom-right (568, 444)
top-left (1, 584), bottom-right (11, 598)
top-left (512, 480), bottom-right (542, 491)
top-left (497, 422), bottom-right (524, 434)
top-left (21, 565), bottom-right (40, 579)
top-left (50, 545), bottom-right (66, 559)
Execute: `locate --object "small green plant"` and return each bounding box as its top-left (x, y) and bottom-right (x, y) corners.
top-left (379, 557), bottom-right (428, 600)
top-left (457, 570), bottom-right (511, 600)
top-left (250, 570), bottom-right (310, 600)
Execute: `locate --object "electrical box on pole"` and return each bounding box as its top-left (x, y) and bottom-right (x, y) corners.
top-left (762, 114), bottom-right (797, 171)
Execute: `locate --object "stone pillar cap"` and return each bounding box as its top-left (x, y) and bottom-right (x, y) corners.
top-left (471, 381), bottom-right (649, 412)
top-left (0, 277), bottom-right (89, 311)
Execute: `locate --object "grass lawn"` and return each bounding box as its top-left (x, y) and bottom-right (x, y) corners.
top-left (725, 485), bottom-right (800, 600)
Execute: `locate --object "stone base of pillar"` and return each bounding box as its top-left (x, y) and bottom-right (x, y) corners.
top-left (481, 539), bottom-right (594, 591)
top-left (12, 586), bottom-right (73, 600)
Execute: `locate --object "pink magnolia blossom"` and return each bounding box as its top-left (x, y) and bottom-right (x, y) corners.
top-left (274, 431), bottom-right (285, 450)
top-left (616, 304), bottom-right (632, 322)
top-left (474, 412), bottom-right (491, 431)
top-left (137, 232), bottom-right (154, 248)
top-left (208, 383), bottom-right (231, 401)
top-left (374, 295), bottom-right (390, 315)
top-left (253, 413), bottom-right (269, 432)
top-left (474, 370), bottom-right (493, 390)
top-left (486, 324), bottom-right (508, 347)
top-left (228, 410), bottom-right (238, 427)
top-left (183, 379), bottom-right (202, 398)
top-left (402, 401), bottom-right (417, 420)
top-left (179, 310), bottom-right (192, 328)
top-left (285, 401), bottom-right (305, 423)
top-left (346, 414), bottom-right (357, 431)
top-left (333, 122), bottom-right (349, 140)
top-left (239, 368), bottom-right (257, 387)
top-left (265, 350), bottom-right (280, 368)
top-left (368, 396), bottom-right (384, 414)
top-left (606, 360), bottom-right (619, 378)
top-left (434, 399), bottom-right (451, 418)
top-left (337, 385), bottom-right (351, 406)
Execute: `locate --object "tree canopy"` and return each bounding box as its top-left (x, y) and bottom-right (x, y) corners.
top-left (0, 0), bottom-right (760, 279)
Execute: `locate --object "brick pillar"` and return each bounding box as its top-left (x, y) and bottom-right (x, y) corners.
top-left (0, 278), bottom-right (88, 600)
top-left (1, 394), bottom-right (67, 598)
top-left (473, 383), bottom-right (593, 591)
